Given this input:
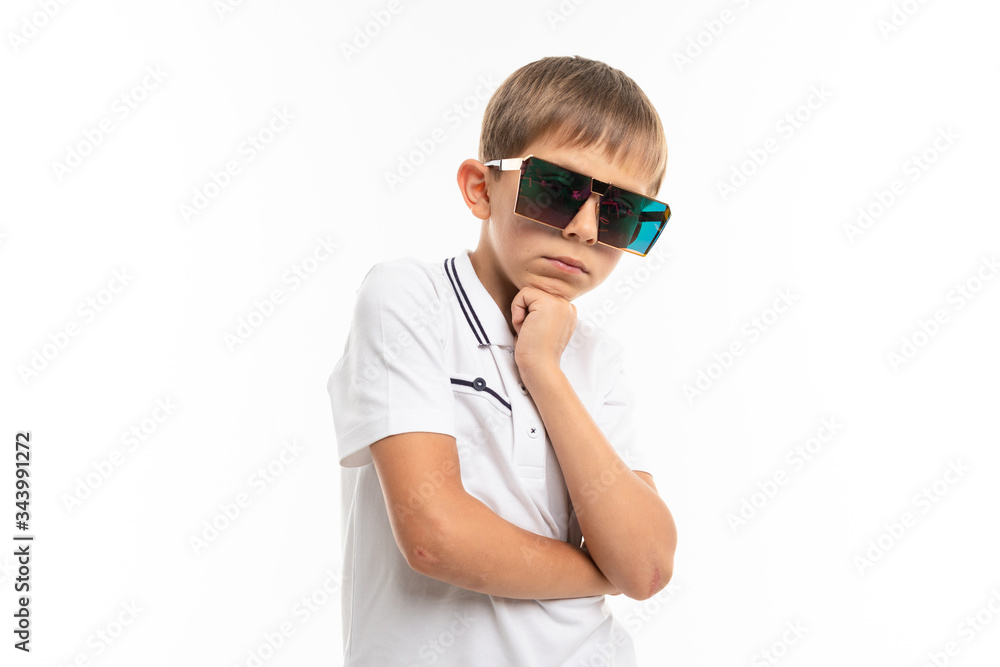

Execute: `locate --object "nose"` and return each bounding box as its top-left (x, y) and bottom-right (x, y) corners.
top-left (561, 192), bottom-right (601, 246)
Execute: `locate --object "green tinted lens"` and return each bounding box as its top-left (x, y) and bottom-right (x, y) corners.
top-left (515, 157), bottom-right (590, 228)
top-left (599, 187), bottom-right (670, 255)
top-left (514, 156), bottom-right (670, 256)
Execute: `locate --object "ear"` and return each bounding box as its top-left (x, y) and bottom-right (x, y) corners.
top-left (457, 159), bottom-right (493, 221)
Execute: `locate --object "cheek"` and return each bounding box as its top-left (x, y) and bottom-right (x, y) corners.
top-left (490, 220), bottom-right (528, 264)
top-left (516, 213), bottom-right (562, 240)
top-left (593, 250), bottom-right (623, 277)
top-left (500, 215), bottom-right (545, 247)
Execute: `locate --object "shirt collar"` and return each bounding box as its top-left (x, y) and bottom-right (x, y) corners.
top-left (444, 249), bottom-right (515, 349)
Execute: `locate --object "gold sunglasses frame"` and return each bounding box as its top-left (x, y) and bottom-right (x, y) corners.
top-left (482, 154), bottom-right (670, 257)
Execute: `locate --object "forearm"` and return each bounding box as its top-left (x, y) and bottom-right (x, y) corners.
top-left (523, 366), bottom-right (677, 601)
top-left (409, 492), bottom-right (617, 600)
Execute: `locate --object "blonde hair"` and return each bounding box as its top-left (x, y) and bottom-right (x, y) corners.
top-left (479, 55), bottom-right (668, 197)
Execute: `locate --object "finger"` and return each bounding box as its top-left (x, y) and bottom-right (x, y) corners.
top-left (510, 291), bottom-right (527, 335)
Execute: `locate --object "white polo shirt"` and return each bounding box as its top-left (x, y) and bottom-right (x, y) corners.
top-left (327, 248), bottom-right (649, 667)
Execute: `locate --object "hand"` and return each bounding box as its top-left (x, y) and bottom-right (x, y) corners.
top-left (510, 286), bottom-right (577, 382)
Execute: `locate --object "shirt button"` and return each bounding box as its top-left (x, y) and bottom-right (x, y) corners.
top-left (472, 377), bottom-right (486, 391)
top-left (528, 426), bottom-right (540, 438)
top-left (518, 382), bottom-right (529, 395)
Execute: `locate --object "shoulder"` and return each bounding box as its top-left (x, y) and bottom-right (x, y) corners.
top-left (351, 255), bottom-right (452, 307)
top-left (355, 255), bottom-right (444, 292)
top-left (347, 255), bottom-right (455, 337)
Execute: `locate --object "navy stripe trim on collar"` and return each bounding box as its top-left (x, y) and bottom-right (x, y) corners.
top-left (444, 257), bottom-right (490, 345)
top-left (450, 377), bottom-right (511, 411)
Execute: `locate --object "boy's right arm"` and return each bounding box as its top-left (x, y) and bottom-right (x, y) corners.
top-left (371, 431), bottom-right (619, 600)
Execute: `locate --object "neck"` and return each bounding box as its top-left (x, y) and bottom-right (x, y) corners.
top-left (468, 248), bottom-right (518, 338)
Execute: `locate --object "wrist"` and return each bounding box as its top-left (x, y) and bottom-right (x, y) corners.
top-left (518, 362), bottom-right (565, 391)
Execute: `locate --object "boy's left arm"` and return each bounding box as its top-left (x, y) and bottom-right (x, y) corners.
top-left (524, 367), bottom-right (676, 601)
top-left (512, 287), bottom-right (677, 602)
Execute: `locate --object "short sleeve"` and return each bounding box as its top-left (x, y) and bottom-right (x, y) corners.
top-left (594, 338), bottom-right (651, 476)
top-left (327, 260), bottom-right (456, 468)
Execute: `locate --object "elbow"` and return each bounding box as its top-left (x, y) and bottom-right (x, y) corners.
top-left (624, 560), bottom-right (673, 601)
top-left (397, 505), bottom-right (457, 579)
top-left (403, 542), bottom-right (445, 578)
top-left (629, 510), bottom-right (677, 600)
top-left (624, 533), bottom-right (675, 600)
top-left (620, 563), bottom-right (674, 601)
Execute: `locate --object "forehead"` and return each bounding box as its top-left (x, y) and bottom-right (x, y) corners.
top-left (519, 137), bottom-right (651, 196)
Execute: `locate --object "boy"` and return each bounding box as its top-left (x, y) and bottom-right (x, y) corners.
top-left (328, 55), bottom-right (677, 666)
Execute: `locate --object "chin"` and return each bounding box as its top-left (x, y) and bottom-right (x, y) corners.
top-left (531, 276), bottom-right (580, 300)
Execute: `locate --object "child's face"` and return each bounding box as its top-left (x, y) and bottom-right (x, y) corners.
top-left (485, 136), bottom-right (651, 303)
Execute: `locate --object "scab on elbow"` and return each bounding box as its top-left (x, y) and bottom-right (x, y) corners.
top-left (635, 565), bottom-right (672, 601)
top-left (401, 534), bottom-right (444, 574)
top-left (414, 545), bottom-right (439, 565)
top-left (398, 507), bottom-right (451, 575)
top-left (407, 515), bottom-right (456, 577)
top-left (648, 566), bottom-right (665, 598)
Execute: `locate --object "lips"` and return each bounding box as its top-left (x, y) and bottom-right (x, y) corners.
top-left (546, 256), bottom-right (587, 273)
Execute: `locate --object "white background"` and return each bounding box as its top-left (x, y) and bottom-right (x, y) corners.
top-left (2, 0), bottom-right (999, 665)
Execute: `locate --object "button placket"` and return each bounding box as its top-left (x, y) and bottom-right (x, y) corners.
top-left (492, 344), bottom-right (545, 478)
